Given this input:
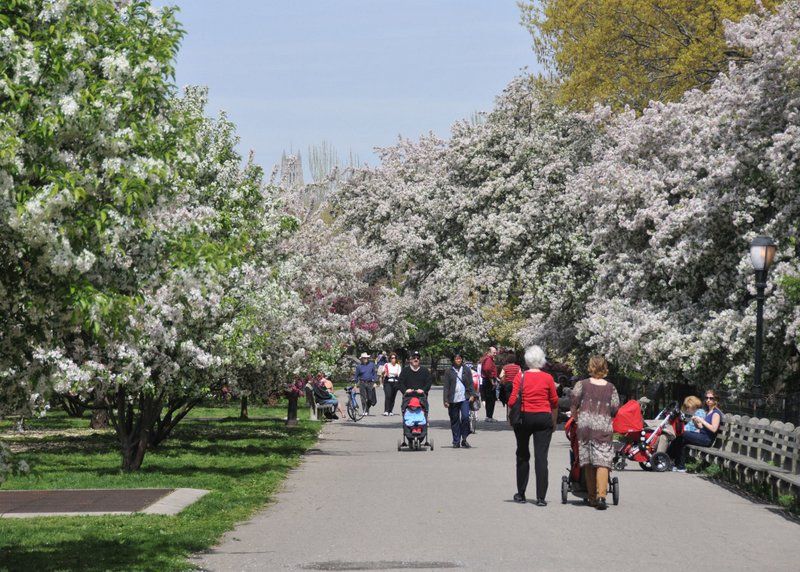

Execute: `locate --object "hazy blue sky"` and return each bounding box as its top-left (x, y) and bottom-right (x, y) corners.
top-left (155, 1), bottom-right (542, 174)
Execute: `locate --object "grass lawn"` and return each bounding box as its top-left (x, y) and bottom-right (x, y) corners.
top-left (0, 402), bottom-right (319, 571)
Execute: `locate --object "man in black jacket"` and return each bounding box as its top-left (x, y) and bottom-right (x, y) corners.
top-left (442, 353), bottom-right (478, 448)
top-left (398, 351), bottom-right (432, 395)
top-left (398, 351), bottom-right (432, 415)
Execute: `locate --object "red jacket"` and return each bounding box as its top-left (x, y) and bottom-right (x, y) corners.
top-left (507, 370), bottom-right (558, 413)
top-left (480, 354), bottom-right (497, 379)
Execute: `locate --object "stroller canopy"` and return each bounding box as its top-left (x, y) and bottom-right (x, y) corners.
top-left (612, 400), bottom-right (644, 434)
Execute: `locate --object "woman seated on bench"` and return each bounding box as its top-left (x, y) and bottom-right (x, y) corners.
top-left (314, 373), bottom-right (345, 420)
top-left (668, 389), bottom-right (723, 471)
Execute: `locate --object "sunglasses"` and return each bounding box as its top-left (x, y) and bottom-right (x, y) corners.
top-left (705, 396), bottom-right (716, 401)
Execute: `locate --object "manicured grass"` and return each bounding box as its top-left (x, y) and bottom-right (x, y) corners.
top-left (0, 404), bottom-right (319, 571)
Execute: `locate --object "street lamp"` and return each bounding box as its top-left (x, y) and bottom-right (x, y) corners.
top-left (749, 236), bottom-right (777, 395)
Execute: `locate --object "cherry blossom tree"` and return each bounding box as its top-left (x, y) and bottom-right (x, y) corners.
top-left (336, 77), bottom-right (598, 357)
top-left (575, 2), bottom-right (800, 393)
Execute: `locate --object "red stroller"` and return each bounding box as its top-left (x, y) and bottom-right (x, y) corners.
top-left (612, 400), bottom-right (684, 472)
top-left (561, 417), bottom-right (620, 505)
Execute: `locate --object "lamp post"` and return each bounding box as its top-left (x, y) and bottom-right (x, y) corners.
top-left (749, 236), bottom-right (777, 397)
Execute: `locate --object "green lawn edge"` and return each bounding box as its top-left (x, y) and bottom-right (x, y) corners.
top-left (0, 405), bottom-right (320, 571)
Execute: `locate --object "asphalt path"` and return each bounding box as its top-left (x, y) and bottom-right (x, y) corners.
top-left (194, 386), bottom-right (800, 571)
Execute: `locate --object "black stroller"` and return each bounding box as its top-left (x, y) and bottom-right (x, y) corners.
top-left (397, 392), bottom-right (434, 451)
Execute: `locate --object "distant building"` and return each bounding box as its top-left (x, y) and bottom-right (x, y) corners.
top-left (279, 151), bottom-right (304, 191)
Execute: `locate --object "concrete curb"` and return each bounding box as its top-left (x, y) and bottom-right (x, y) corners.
top-left (0, 487), bottom-right (209, 518)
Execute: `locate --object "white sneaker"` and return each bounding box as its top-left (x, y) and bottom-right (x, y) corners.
top-left (389, 412), bottom-right (395, 416)
top-left (382, 412), bottom-right (390, 416)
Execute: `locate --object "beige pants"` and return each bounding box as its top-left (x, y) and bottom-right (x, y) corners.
top-left (655, 424), bottom-right (676, 453)
top-left (584, 466), bottom-right (609, 502)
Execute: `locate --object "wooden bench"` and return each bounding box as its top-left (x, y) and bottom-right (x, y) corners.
top-left (686, 414), bottom-right (800, 497)
top-left (303, 384), bottom-right (335, 422)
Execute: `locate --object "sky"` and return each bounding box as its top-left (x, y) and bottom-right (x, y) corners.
top-left (154, 1), bottom-right (543, 175)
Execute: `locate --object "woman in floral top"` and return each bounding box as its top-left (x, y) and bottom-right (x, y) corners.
top-left (570, 356), bottom-right (620, 510)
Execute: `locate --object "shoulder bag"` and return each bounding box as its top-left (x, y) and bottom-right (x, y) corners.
top-left (508, 371), bottom-right (525, 426)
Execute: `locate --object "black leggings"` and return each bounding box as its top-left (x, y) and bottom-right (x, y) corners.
top-left (384, 382), bottom-right (399, 413)
top-left (513, 412), bottom-right (554, 500)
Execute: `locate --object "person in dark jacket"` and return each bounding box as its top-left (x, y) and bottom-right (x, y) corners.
top-left (443, 353), bottom-right (478, 448)
top-left (353, 352), bottom-right (377, 415)
top-left (398, 351), bottom-right (432, 396)
top-left (312, 378), bottom-right (340, 420)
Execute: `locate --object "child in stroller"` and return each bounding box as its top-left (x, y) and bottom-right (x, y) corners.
top-left (561, 417), bottom-right (620, 505)
top-left (397, 393), bottom-right (434, 451)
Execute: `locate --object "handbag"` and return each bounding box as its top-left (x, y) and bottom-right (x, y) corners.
top-left (508, 371), bottom-right (525, 426)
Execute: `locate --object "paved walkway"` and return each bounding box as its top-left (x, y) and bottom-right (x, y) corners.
top-left (194, 387), bottom-right (800, 571)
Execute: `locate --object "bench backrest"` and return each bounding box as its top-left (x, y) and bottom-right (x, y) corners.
top-left (718, 414), bottom-right (800, 474)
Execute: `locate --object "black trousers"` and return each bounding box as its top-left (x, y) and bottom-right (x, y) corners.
top-left (359, 381), bottom-right (377, 412)
top-left (667, 431), bottom-right (713, 469)
top-left (481, 380), bottom-right (497, 419)
top-left (384, 381), bottom-right (399, 413)
top-left (513, 412), bottom-right (554, 500)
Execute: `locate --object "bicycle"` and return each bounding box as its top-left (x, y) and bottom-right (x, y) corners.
top-left (345, 385), bottom-right (366, 422)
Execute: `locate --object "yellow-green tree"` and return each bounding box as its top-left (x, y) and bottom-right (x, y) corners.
top-left (520, 0), bottom-right (779, 110)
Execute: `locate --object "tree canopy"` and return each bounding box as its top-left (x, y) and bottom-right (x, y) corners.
top-left (520, 0), bottom-right (779, 110)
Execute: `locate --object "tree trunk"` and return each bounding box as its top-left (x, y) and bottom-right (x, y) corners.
top-left (90, 409), bottom-right (108, 429)
top-left (58, 395), bottom-right (86, 418)
top-left (108, 389), bottom-right (163, 472)
top-left (149, 397), bottom-right (202, 448)
top-left (286, 395), bottom-right (298, 426)
top-left (240, 395), bottom-right (249, 419)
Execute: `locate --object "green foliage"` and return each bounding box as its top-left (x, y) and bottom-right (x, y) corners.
top-left (782, 275), bottom-right (800, 303)
top-left (778, 493), bottom-right (797, 509)
top-left (703, 463), bottom-right (723, 478)
top-left (520, 0), bottom-right (779, 110)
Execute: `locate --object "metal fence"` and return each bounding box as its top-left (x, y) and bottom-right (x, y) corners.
top-left (610, 375), bottom-right (800, 425)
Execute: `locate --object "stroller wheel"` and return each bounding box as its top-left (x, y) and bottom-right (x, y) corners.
top-left (613, 457), bottom-right (627, 471)
top-left (651, 452), bottom-right (672, 472)
top-left (638, 460), bottom-right (653, 471)
top-left (611, 477), bottom-right (620, 506)
top-left (561, 476), bottom-right (569, 504)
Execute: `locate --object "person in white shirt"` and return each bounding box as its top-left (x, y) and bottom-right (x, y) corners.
top-left (442, 353), bottom-right (478, 448)
top-left (382, 353), bottom-right (403, 415)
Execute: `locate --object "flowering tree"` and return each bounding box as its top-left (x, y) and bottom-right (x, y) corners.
top-left (336, 77), bottom-right (598, 357)
top-left (0, 2), bottom-right (305, 470)
top-left (0, 0), bottom-right (184, 424)
top-left (575, 2), bottom-right (800, 392)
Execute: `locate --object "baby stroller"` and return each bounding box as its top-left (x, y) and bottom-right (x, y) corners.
top-left (397, 393), bottom-right (434, 451)
top-left (561, 417), bottom-right (620, 505)
top-left (612, 400), bottom-right (684, 472)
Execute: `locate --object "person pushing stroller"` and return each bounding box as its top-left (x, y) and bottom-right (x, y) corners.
top-left (397, 351), bottom-right (434, 451)
top-left (398, 351), bottom-right (433, 398)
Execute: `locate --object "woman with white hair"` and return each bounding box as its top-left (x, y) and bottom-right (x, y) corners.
top-left (507, 345), bottom-right (559, 506)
